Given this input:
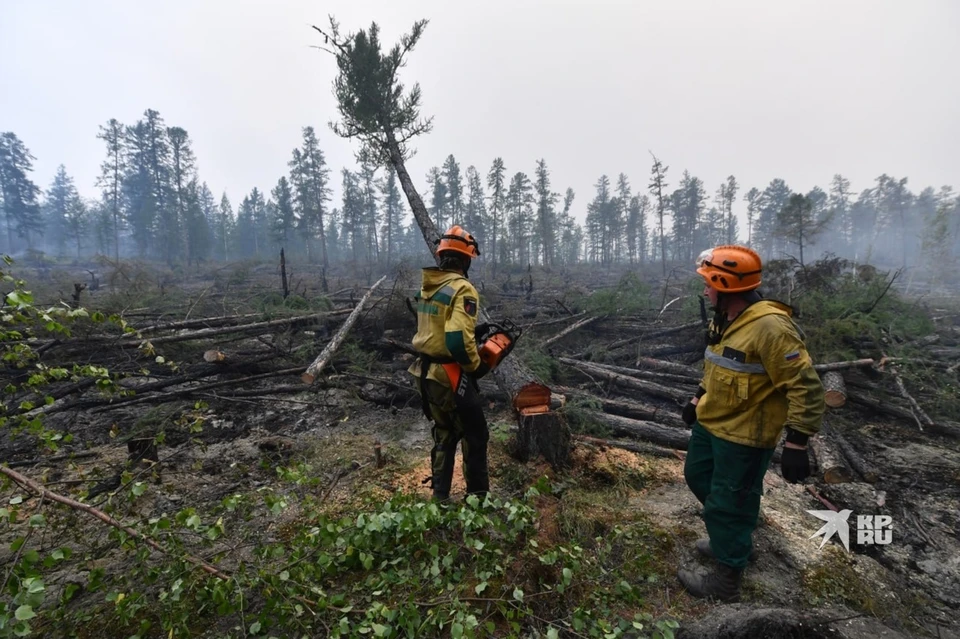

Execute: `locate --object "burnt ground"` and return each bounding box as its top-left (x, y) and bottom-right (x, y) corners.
top-left (9, 367), bottom-right (957, 638)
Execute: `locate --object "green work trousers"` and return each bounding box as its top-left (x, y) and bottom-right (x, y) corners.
top-left (417, 378), bottom-right (489, 500)
top-left (684, 422), bottom-right (774, 570)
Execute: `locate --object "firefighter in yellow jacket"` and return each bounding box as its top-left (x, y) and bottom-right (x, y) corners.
top-left (409, 226), bottom-right (491, 501)
top-left (678, 245), bottom-right (825, 601)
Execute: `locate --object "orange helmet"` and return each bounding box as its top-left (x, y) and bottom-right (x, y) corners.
top-left (435, 225), bottom-right (480, 259)
top-left (696, 245), bottom-right (762, 293)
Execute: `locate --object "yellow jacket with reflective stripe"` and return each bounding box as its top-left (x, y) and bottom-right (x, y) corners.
top-left (407, 267), bottom-right (482, 388)
top-left (696, 299), bottom-right (825, 449)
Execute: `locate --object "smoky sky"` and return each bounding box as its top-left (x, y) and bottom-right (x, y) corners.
top-left (2, 0), bottom-right (958, 229)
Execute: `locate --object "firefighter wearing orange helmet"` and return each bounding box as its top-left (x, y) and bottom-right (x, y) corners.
top-left (408, 226), bottom-right (491, 501)
top-left (678, 245), bottom-right (825, 601)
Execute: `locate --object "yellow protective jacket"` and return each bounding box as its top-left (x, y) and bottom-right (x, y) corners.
top-left (407, 267), bottom-right (482, 388)
top-left (697, 299), bottom-right (825, 449)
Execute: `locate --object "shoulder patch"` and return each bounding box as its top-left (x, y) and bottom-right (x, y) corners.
top-left (785, 350), bottom-right (801, 361)
top-left (464, 297), bottom-right (477, 317)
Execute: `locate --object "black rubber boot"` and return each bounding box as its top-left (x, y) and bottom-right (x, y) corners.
top-left (696, 538), bottom-right (758, 562)
top-left (677, 562), bottom-right (743, 602)
top-left (430, 444), bottom-right (457, 501)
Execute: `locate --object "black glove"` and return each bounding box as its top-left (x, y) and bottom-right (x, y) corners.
top-left (474, 323), bottom-right (490, 342)
top-left (682, 401), bottom-right (698, 426)
top-left (781, 427), bottom-right (811, 483)
top-left (471, 362), bottom-right (491, 380)
top-left (681, 386), bottom-right (707, 426)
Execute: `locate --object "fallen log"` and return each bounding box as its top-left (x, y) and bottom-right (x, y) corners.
top-left (822, 371), bottom-right (847, 408)
top-left (580, 320), bottom-right (702, 356)
top-left (126, 308), bottom-right (351, 349)
top-left (553, 385), bottom-right (686, 428)
top-left (135, 312), bottom-right (262, 334)
top-left (561, 359), bottom-right (693, 403)
top-left (830, 428), bottom-right (878, 483)
top-left (590, 412), bottom-right (691, 450)
top-left (810, 427), bottom-right (855, 484)
top-left (541, 314), bottom-right (602, 349)
top-left (302, 275), bottom-right (388, 383)
top-left (89, 367), bottom-right (305, 413)
top-left (559, 357), bottom-right (699, 386)
top-left (634, 356), bottom-right (701, 378)
top-left (847, 393), bottom-right (918, 423)
top-left (636, 342), bottom-right (702, 361)
top-left (520, 311), bottom-right (587, 330)
top-left (812, 359), bottom-right (878, 373)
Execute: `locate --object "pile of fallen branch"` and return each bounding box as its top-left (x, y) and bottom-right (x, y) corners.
top-left (0, 278), bottom-right (406, 458)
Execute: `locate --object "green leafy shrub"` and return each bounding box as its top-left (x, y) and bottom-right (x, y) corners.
top-left (582, 272), bottom-right (652, 316)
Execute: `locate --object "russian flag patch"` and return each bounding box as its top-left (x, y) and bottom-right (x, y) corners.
top-left (785, 350), bottom-right (801, 361)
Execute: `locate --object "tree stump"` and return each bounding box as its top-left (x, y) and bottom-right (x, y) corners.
top-left (513, 383), bottom-right (570, 469)
top-left (822, 371), bottom-right (847, 408)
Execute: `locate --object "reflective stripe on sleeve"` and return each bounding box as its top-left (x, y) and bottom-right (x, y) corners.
top-left (704, 348), bottom-right (767, 374)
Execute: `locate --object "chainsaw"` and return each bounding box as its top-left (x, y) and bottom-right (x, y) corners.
top-left (476, 319), bottom-right (522, 370)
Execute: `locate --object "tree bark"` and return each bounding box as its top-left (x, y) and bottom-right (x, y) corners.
top-left (302, 275), bottom-right (387, 383)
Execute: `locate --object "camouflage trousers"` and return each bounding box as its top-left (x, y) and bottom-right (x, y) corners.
top-left (416, 378), bottom-right (489, 500)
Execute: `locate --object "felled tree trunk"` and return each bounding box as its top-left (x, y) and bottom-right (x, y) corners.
top-left (302, 275), bottom-right (387, 383)
top-left (562, 359), bottom-right (694, 403)
top-left (591, 413), bottom-right (691, 450)
top-left (810, 426), bottom-right (855, 484)
top-left (822, 370), bottom-right (847, 408)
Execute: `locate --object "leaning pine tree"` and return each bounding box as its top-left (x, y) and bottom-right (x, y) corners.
top-left (313, 17), bottom-right (570, 468)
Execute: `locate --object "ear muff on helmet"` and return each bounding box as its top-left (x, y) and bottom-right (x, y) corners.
top-left (696, 245), bottom-right (762, 293)
top-left (435, 225), bottom-right (480, 260)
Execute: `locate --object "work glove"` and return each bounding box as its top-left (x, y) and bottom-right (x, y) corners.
top-left (471, 362), bottom-right (491, 380)
top-left (780, 427), bottom-right (811, 483)
top-left (681, 386), bottom-right (707, 426)
top-left (474, 323), bottom-right (490, 342)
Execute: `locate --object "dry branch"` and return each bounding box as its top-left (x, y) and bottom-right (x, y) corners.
top-left (0, 465), bottom-right (229, 580)
top-left (888, 365), bottom-right (934, 430)
top-left (302, 275), bottom-right (388, 383)
top-left (540, 315), bottom-right (601, 349)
